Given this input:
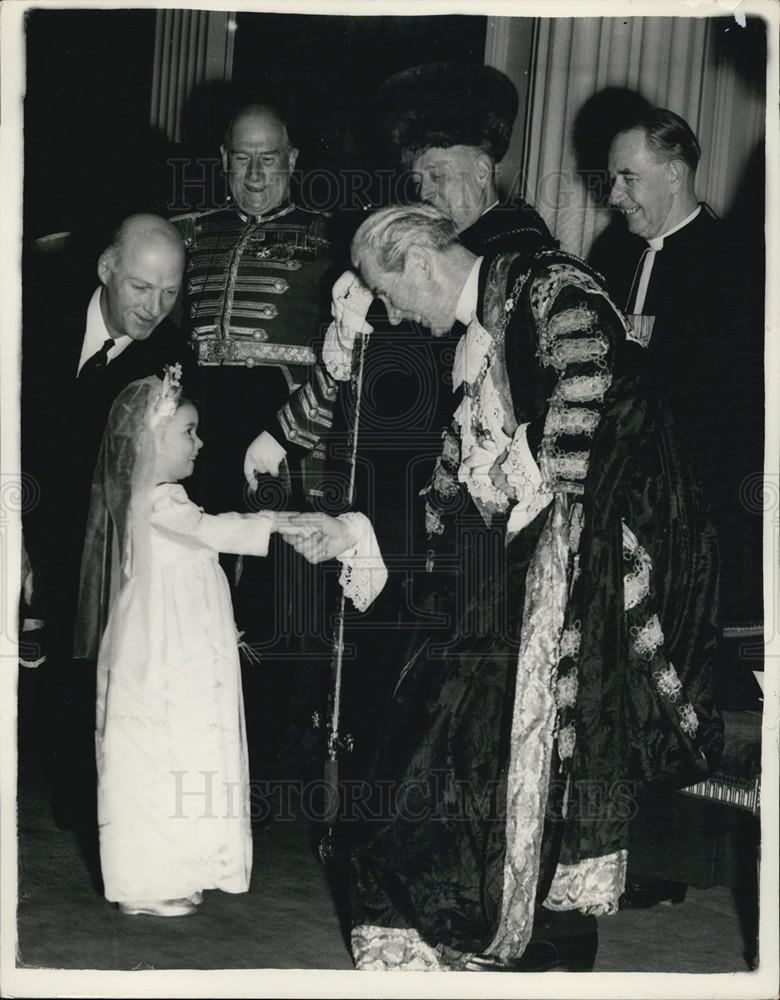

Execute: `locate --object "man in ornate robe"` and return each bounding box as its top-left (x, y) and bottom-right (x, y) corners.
top-left (321, 62), bottom-right (556, 805)
top-left (330, 203), bottom-right (723, 971)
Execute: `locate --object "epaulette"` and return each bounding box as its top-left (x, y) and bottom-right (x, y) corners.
top-left (297, 204), bottom-right (332, 218)
top-left (169, 205), bottom-right (227, 224)
top-left (169, 206), bottom-right (229, 249)
top-left (296, 206), bottom-right (332, 244)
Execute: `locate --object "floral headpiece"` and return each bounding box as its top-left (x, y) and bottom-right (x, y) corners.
top-left (150, 363), bottom-right (183, 426)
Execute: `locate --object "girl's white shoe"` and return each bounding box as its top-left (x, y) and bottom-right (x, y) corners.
top-left (118, 898), bottom-right (197, 917)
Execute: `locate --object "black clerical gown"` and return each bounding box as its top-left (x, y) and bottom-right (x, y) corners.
top-left (589, 206), bottom-right (763, 626)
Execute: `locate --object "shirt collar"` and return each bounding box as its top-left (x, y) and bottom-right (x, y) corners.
top-left (86, 286), bottom-right (117, 350)
top-left (647, 204), bottom-right (702, 250)
top-left (455, 256), bottom-right (483, 325)
top-left (78, 288), bottom-right (130, 375)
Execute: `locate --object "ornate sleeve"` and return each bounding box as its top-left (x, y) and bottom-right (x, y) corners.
top-left (269, 362), bottom-right (339, 458)
top-left (334, 512), bottom-right (388, 612)
top-left (523, 263), bottom-right (627, 496)
top-left (268, 218), bottom-right (343, 457)
top-left (151, 485), bottom-right (273, 557)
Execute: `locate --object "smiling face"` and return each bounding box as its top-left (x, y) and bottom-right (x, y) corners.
top-left (155, 402), bottom-right (203, 483)
top-left (607, 128), bottom-right (679, 240)
top-left (98, 236), bottom-right (183, 342)
top-left (411, 145), bottom-right (493, 234)
top-left (221, 109), bottom-right (298, 217)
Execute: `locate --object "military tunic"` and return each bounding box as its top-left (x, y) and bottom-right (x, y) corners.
top-left (171, 201), bottom-right (338, 510)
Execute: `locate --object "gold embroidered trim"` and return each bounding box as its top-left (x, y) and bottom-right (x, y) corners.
top-left (544, 849), bottom-right (628, 916)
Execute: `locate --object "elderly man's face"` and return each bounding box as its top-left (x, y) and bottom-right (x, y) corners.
top-left (221, 110), bottom-right (298, 217)
top-left (412, 146), bottom-right (488, 234)
top-left (358, 250), bottom-right (454, 337)
top-left (607, 128), bottom-right (676, 240)
top-left (98, 237), bottom-right (183, 341)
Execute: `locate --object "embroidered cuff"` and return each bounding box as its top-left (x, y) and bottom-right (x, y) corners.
top-left (544, 849), bottom-right (628, 916)
top-left (331, 270), bottom-right (374, 325)
top-left (322, 320), bottom-right (355, 381)
top-left (335, 512), bottom-right (388, 612)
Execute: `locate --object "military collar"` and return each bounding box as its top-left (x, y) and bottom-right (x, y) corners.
top-left (233, 200), bottom-right (297, 225)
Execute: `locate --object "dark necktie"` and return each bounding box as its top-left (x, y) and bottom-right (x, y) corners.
top-left (78, 338), bottom-right (114, 379)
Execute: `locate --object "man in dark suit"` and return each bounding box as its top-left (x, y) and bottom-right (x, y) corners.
top-left (22, 213), bottom-right (194, 830)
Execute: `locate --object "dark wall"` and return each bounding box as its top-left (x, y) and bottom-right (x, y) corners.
top-left (24, 8), bottom-right (158, 242)
top-left (24, 10), bottom-right (486, 243)
top-left (231, 13), bottom-right (487, 175)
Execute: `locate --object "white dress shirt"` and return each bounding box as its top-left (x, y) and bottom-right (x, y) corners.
top-left (76, 288), bottom-right (132, 376)
top-left (454, 256), bottom-right (483, 326)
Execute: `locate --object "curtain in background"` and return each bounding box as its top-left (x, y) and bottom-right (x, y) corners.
top-left (488, 16), bottom-right (766, 258)
top-left (150, 9), bottom-right (236, 144)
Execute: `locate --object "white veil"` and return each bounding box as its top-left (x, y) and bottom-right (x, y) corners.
top-left (73, 371), bottom-right (180, 660)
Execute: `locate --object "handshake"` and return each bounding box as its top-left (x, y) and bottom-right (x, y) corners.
top-left (269, 511), bottom-right (357, 564)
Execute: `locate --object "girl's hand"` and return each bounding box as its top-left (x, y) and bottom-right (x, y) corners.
top-left (255, 511), bottom-right (312, 537)
top-left (277, 513), bottom-right (357, 564)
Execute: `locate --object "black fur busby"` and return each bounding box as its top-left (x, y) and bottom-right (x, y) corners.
top-left (378, 62), bottom-right (518, 163)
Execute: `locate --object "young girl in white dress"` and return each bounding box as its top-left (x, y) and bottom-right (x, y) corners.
top-left (74, 366), bottom-right (303, 917)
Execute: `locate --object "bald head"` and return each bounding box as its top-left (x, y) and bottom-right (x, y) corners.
top-left (103, 214), bottom-right (184, 270)
top-left (221, 104), bottom-right (298, 217)
top-left (97, 214), bottom-right (184, 342)
top-left (223, 104), bottom-right (290, 148)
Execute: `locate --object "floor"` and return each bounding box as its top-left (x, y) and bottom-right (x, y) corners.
top-left (11, 664), bottom-right (762, 982)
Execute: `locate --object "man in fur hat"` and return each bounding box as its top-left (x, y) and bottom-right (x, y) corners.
top-left (377, 61), bottom-right (548, 243)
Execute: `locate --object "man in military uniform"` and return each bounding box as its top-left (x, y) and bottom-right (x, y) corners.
top-left (172, 104), bottom-right (337, 513)
top-left (171, 104), bottom-right (338, 775)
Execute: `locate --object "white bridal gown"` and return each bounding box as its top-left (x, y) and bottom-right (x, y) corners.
top-left (96, 484), bottom-right (272, 903)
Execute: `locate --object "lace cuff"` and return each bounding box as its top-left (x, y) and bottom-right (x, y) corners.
top-left (335, 512), bottom-right (388, 612)
top-left (321, 320), bottom-right (355, 381)
top-left (501, 424), bottom-right (553, 533)
top-left (324, 271), bottom-right (374, 380)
